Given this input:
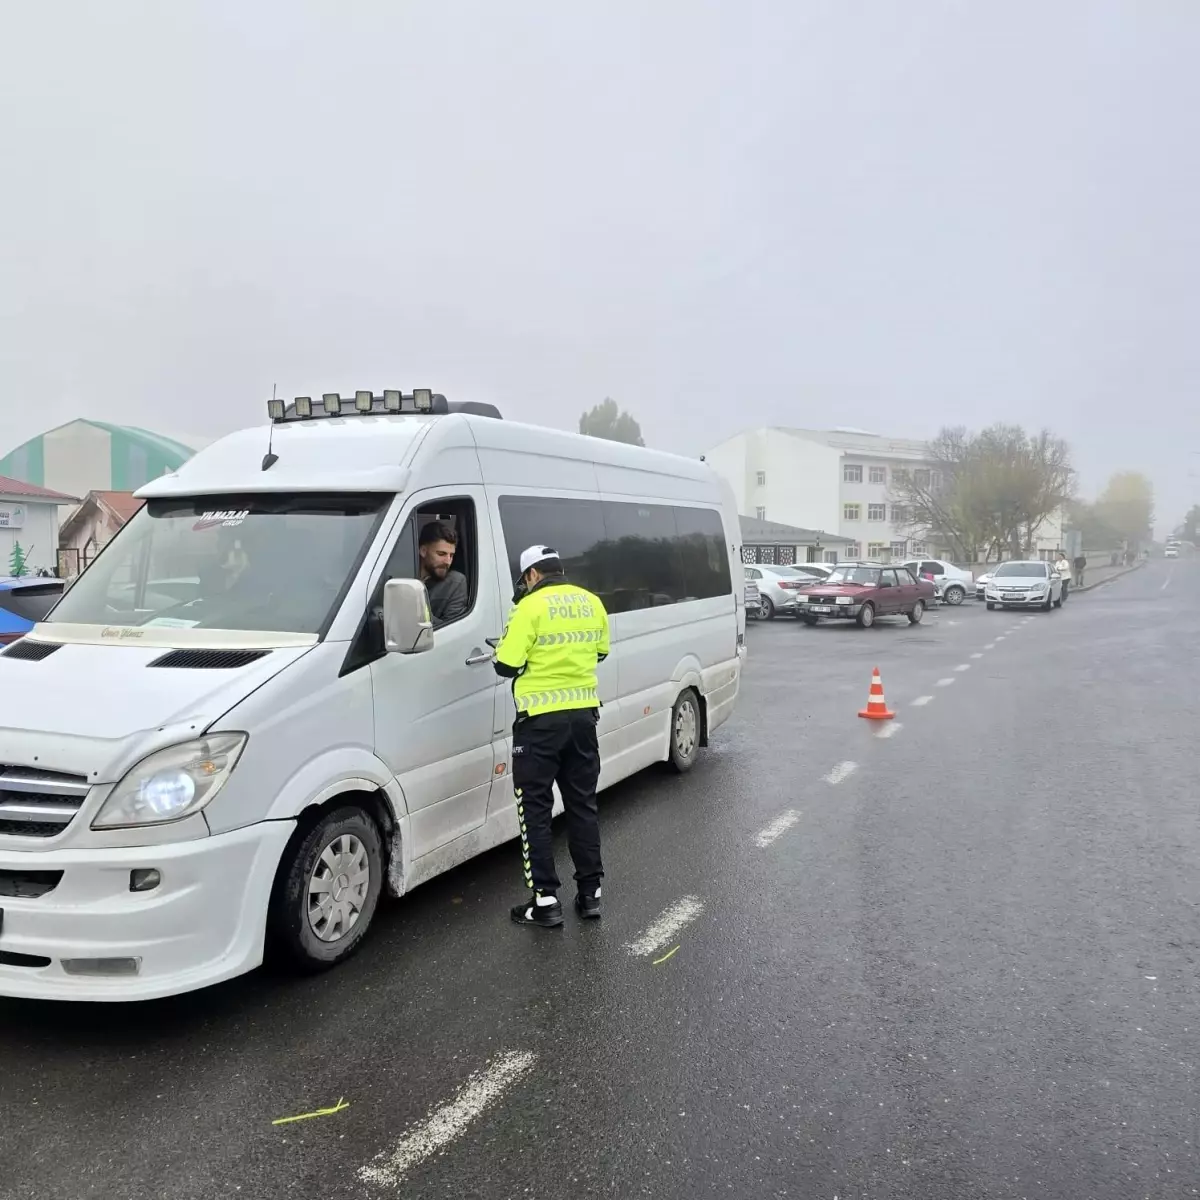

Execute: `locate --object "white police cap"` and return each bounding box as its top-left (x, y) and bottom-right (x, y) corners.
top-left (519, 545), bottom-right (560, 574)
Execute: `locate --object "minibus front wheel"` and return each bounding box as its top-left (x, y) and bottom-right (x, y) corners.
top-left (268, 804), bottom-right (385, 971)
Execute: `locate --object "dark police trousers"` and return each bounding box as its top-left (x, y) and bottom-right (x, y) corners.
top-left (513, 709), bottom-right (603, 895)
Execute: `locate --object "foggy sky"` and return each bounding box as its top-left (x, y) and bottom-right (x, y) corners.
top-left (2, 2), bottom-right (1197, 533)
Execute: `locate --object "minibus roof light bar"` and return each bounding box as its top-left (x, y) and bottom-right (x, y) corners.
top-left (267, 393), bottom-right (503, 423)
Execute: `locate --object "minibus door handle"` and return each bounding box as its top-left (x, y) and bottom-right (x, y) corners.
top-left (466, 648), bottom-right (494, 666)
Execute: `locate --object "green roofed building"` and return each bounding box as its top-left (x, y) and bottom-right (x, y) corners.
top-left (0, 419), bottom-right (204, 499)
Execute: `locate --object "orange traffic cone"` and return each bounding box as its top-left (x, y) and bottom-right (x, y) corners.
top-left (858, 667), bottom-right (895, 720)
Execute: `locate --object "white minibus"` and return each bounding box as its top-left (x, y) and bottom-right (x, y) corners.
top-left (0, 392), bottom-right (743, 1000)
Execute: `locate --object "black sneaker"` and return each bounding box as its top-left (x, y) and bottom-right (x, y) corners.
top-left (574, 889), bottom-right (602, 920)
top-left (510, 894), bottom-right (564, 928)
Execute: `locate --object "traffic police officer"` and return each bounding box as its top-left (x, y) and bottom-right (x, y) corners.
top-left (493, 545), bottom-right (610, 928)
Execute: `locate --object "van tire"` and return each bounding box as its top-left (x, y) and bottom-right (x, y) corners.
top-left (668, 688), bottom-right (701, 774)
top-left (268, 805), bottom-right (384, 973)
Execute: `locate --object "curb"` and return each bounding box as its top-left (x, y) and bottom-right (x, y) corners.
top-left (1074, 560), bottom-right (1147, 593)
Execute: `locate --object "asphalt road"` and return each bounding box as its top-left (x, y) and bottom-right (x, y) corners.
top-left (2, 558), bottom-right (1197, 1200)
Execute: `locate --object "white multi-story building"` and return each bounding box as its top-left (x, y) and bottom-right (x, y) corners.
top-left (705, 426), bottom-right (941, 562)
top-left (705, 426), bottom-right (1068, 563)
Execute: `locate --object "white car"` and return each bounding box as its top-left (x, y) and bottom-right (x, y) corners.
top-left (744, 563), bottom-right (832, 619)
top-left (985, 561), bottom-right (1064, 611)
top-left (974, 570), bottom-right (993, 600)
top-left (1165, 545), bottom-right (1179, 559)
top-left (902, 558), bottom-right (975, 605)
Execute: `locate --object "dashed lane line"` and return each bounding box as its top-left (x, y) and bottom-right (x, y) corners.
top-left (911, 695), bottom-right (934, 707)
top-left (936, 677), bottom-right (956, 687)
top-left (823, 761), bottom-right (858, 785)
top-left (875, 722), bottom-right (903, 739)
top-left (754, 810), bottom-right (801, 847)
top-left (970, 652), bottom-right (983, 659)
top-left (358, 1050), bottom-right (537, 1189)
top-left (954, 663), bottom-right (971, 672)
top-left (626, 897), bottom-right (705, 957)
top-left (984, 642), bottom-right (997, 650)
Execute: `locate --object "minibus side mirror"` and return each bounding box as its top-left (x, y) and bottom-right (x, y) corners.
top-left (383, 578), bottom-right (434, 654)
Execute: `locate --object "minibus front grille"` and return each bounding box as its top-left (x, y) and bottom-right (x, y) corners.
top-left (0, 767), bottom-right (91, 838)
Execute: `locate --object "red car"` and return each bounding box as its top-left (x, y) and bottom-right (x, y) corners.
top-left (796, 562), bottom-right (935, 628)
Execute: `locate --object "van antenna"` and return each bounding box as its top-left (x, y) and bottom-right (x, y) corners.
top-left (262, 383), bottom-right (280, 472)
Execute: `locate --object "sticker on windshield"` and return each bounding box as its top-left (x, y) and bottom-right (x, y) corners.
top-left (194, 510), bottom-right (249, 530)
top-left (144, 617), bottom-right (201, 628)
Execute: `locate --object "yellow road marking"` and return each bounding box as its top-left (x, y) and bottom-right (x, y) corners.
top-left (652, 945), bottom-right (681, 965)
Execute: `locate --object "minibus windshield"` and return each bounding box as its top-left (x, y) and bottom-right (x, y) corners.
top-left (49, 494), bottom-right (388, 635)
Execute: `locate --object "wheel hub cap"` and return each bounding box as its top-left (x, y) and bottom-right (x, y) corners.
top-left (307, 834), bottom-right (370, 943)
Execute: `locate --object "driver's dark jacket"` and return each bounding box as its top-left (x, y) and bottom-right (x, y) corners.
top-left (425, 570), bottom-right (468, 627)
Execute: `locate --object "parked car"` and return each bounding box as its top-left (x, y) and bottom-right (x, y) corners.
top-left (796, 562), bottom-right (935, 628)
top-left (743, 574), bottom-right (765, 618)
top-left (974, 570), bottom-right (994, 600)
top-left (901, 558), bottom-right (974, 606)
top-left (0, 577), bottom-right (65, 646)
top-left (744, 564), bottom-right (829, 619)
top-left (984, 561), bottom-right (1063, 611)
top-left (1165, 545), bottom-right (1179, 559)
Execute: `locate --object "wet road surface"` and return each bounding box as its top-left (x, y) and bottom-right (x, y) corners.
top-left (2, 559), bottom-right (1197, 1199)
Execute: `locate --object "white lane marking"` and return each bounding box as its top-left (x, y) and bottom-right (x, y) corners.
top-left (995, 636), bottom-right (1006, 642)
top-left (358, 1050), bottom-right (537, 1188)
top-left (954, 663), bottom-right (971, 672)
top-left (626, 896), bottom-right (705, 957)
top-left (984, 642), bottom-right (997, 650)
top-left (970, 652), bottom-right (983, 659)
top-left (876, 722), bottom-right (903, 739)
top-left (936, 677), bottom-right (956, 687)
top-left (1162, 570), bottom-right (1173, 592)
top-left (911, 695), bottom-right (934, 707)
top-left (754, 809), bottom-right (801, 847)
top-left (823, 760), bottom-right (858, 785)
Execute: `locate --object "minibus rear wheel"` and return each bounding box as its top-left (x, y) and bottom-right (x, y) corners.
top-left (668, 688), bottom-right (701, 774)
top-left (268, 805), bottom-right (385, 971)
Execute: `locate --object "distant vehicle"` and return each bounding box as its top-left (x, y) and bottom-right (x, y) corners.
top-left (974, 570), bottom-right (994, 600)
top-left (796, 562), bottom-right (935, 628)
top-left (1165, 545), bottom-right (1179, 558)
top-left (985, 561), bottom-right (1063, 611)
top-left (0, 577), bottom-right (65, 645)
top-left (901, 558), bottom-right (974, 606)
top-left (743, 575), bottom-right (765, 618)
top-left (744, 563), bottom-right (830, 619)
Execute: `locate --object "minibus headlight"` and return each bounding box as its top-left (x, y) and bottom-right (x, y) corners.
top-left (92, 734), bottom-right (248, 829)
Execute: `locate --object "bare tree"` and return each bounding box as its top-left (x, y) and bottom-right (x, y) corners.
top-left (891, 424), bottom-right (1074, 562)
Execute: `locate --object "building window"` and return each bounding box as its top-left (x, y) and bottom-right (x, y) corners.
top-left (913, 468), bottom-right (931, 489)
top-left (845, 543), bottom-right (861, 560)
top-left (891, 504), bottom-right (910, 523)
top-left (867, 503), bottom-right (887, 521)
top-left (843, 464), bottom-right (863, 483)
top-left (869, 466), bottom-right (887, 484)
top-left (890, 541), bottom-right (907, 559)
top-left (823, 550), bottom-right (839, 564)
top-left (755, 471), bottom-right (766, 486)
top-left (911, 541), bottom-right (927, 556)
top-left (776, 545), bottom-right (795, 565)
top-left (843, 504), bottom-right (861, 522)
top-left (867, 542), bottom-right (887, 559)
top-left (755, 506), bottom-right (766, 520)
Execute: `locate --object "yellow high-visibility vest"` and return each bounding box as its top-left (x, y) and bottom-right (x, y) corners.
top-left (495, 582), bottom-right (610, 714)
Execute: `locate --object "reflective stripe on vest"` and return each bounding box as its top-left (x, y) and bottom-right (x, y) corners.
top-left (516, 686), bottom-right (599, 713)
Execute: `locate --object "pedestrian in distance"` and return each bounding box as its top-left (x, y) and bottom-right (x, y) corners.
top-left (1073, 553), bottom-right (1087, 588)
top-left (493, 545), bottom-right (610, 929)
top-left (1054, 549), bottom-right (1072, 602)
